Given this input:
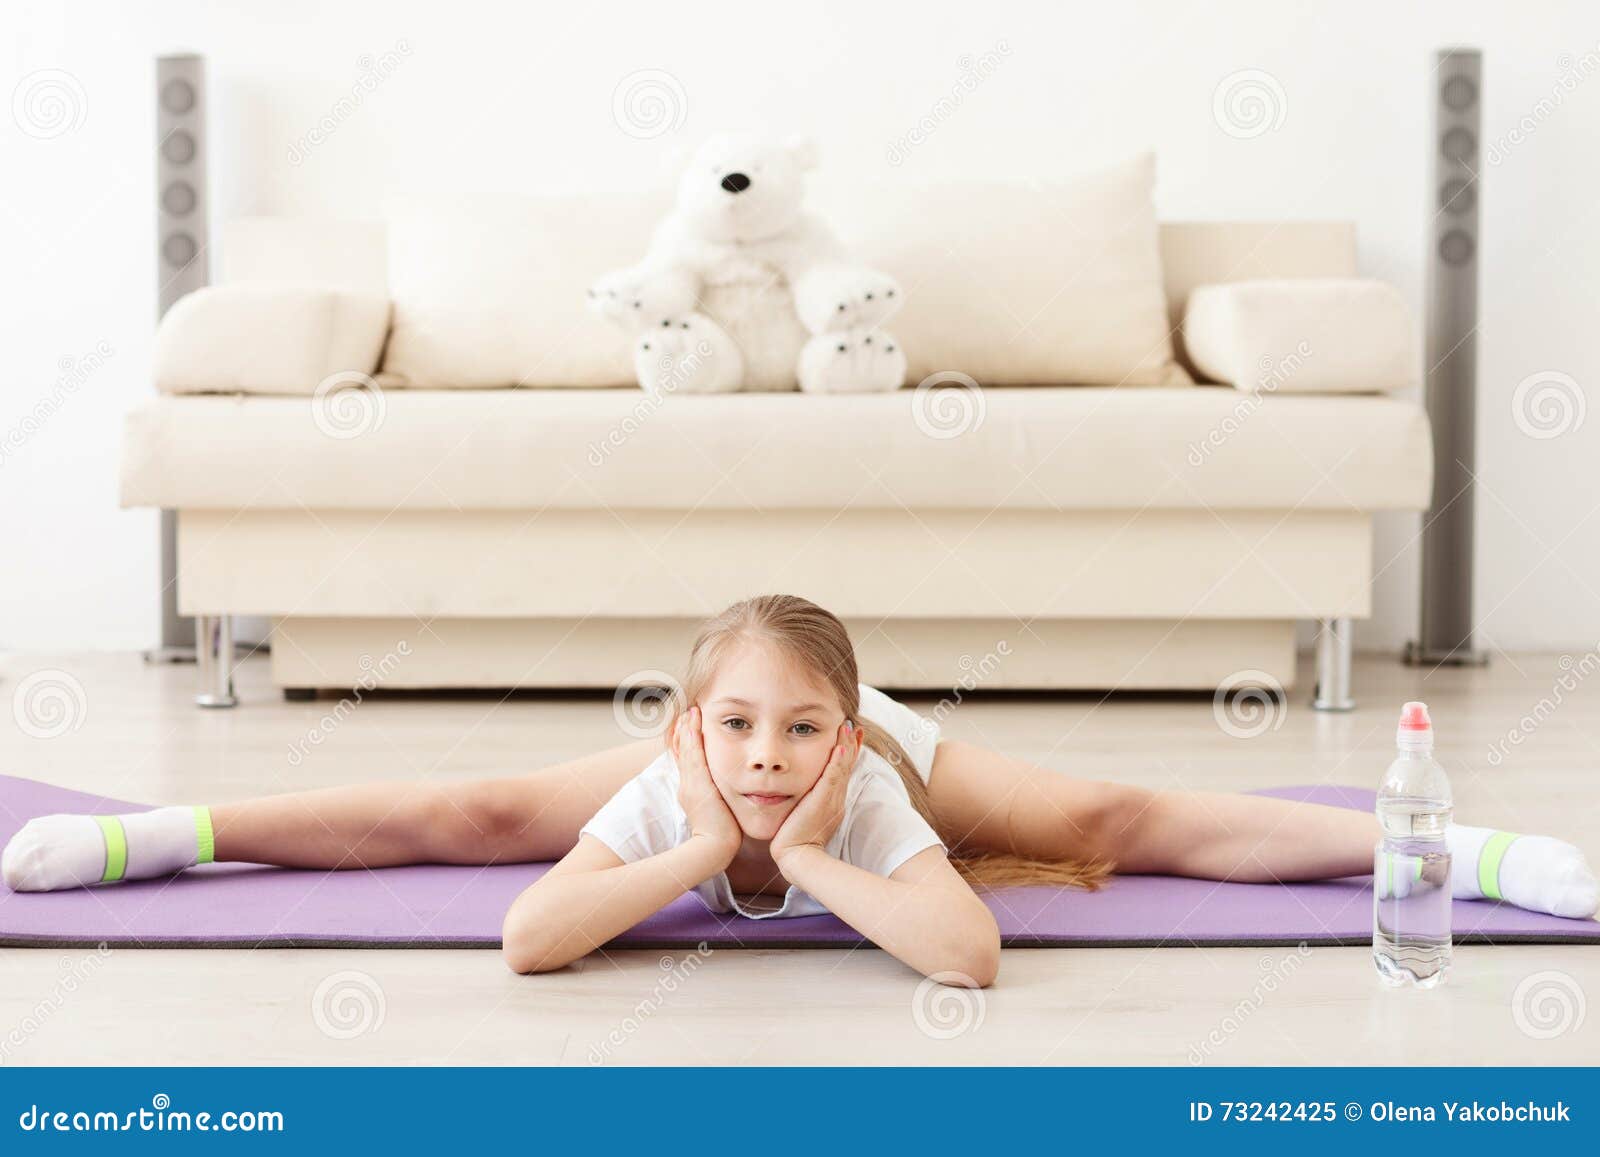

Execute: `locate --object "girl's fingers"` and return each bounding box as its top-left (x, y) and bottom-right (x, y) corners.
top-left (678, 706), bottom-right (710, 775)
top-left (827, 733), bottom-right (856, 788)
top-left (835, 721), bottom-right (862, 775)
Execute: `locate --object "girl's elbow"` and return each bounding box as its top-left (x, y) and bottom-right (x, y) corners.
top-left (929, 946), bottom-right (998, 989)
top-left (501, 931), bottom-right (550, 974)
top-left (961, 937), bottom-right (1002, 988)
top-left (501, 910), bottom-right (574, 974)
top-left (933, 910), bottom-right (1000, 988)
top-left (503, 940), bottom-right (560, 975)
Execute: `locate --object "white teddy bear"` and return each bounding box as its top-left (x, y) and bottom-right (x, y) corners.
top-left (588, 133), bottom-right (906, 394)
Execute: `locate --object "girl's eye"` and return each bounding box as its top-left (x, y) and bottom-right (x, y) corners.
top-left (792, 722), bottom-right (817, 736)
top-left (722, 717), bottom-right (748, 731)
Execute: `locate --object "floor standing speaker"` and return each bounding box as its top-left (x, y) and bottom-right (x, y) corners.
top-left (146, 54), bottom-right (209, 662)
top-left (1406, 48), bottom-right (1489, 667)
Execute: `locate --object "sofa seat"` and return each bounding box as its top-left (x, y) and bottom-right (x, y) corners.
top-left (121, 386), bottom-right (1430, 513)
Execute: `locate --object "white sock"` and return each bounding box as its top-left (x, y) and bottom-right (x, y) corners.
top-left (1446, 824), bottom-right (1599, 919)
top-left (1, 806), bottom-right (214, 892)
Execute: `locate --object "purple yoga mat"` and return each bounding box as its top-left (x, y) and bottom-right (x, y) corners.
top-left (1, 775), bottom-right (1596, 949)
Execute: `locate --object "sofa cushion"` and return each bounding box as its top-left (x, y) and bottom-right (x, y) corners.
top-left (121, 386), bottom-right (1430, 513)
top-left (154, 285), bottom-right (390, 396)
top-left (380, 155), bottom-right (1190, 391)
top-left (381, 192), bottom-right (668, 389)
top-left (813, 153), bottom-right (1191, 388)
top-left (1184, 279), bottom-right (1418, 393)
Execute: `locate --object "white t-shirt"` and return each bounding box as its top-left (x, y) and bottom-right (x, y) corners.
top-left (579, 684), bottom-right (945, 919)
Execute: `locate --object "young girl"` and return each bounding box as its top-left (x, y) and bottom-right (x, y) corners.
top-left (5, 595), bottom-right (1596, 986)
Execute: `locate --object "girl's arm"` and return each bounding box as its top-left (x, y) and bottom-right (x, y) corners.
top-left (776, 843), bottom-right (1000, 987)
top-left (771, 724), bottom-right (1000, 986)
top-left (501, 833), bottom-right (732, 973)
top-left (503, 705), bottom-right (743, 974)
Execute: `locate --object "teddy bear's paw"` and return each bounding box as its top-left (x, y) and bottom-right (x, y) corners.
top-left (634, 315), bottom-right (745, 395)
top-left (796, 328), bottom-right (908, 394)
top-left (795, 269), bottom-right (904, 335)
top-left (588, 269), bottom-right (699, 332)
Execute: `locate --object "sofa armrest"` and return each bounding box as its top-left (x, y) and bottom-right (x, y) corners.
top-left (1182, 279), bottom-right (1417, 394)
top-left (154, 284), bottom-right (391, 395)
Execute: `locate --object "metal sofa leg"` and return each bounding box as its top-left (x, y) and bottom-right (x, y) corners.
top-left (1311, 617), bottom-right (1355, 712)
top-left (195, 614), bottom-right (239, 709)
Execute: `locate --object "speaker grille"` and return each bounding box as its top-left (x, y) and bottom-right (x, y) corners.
top-left (161, 129), bottom-right (195, 165)
top-left (156, 55), bottom-right (208, 314)
top-left (1414, 48), bottom-right (1484, 663)
top-left (154, 54), bottom-right (210, 655)
top-left (1438, 176), bottom-right (1475, 214)
top-left (1441, 75), bottom-right (1477, 110)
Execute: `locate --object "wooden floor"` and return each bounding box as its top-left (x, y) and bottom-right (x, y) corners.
top-left (1, 649), bottom-right (1596, 1066)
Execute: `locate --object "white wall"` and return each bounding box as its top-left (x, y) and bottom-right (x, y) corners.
top-left (4, 0), bottom-right (1598, 652)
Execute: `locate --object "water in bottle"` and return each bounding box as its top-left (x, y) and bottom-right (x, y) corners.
top-left (1372, 701), bottom-right (1453, 987)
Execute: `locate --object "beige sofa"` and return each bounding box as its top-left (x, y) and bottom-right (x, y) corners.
top-left (120, 179), bottom-right (1432, 708)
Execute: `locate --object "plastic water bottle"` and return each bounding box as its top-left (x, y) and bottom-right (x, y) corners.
top-left (1372, 701), bottom-right (1453, 987)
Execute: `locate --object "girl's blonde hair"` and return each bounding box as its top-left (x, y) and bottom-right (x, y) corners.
top-left (665, 593), bottom-right (1113, 893)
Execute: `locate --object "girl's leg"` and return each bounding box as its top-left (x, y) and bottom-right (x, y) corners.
top-left (926, 738), bottom-right (1376, 880)
top-left (2, 738), bottom-right (659, 891)
top-left (926, 739), bottom-right (1597, 915)
top-left (212, 737), bottom-right (660, 868)
top-left (1102, 786), bottom-right (1378, 880)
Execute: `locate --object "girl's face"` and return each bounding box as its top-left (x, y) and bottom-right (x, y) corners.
top-left (696, 641), bottom-right (847, 842)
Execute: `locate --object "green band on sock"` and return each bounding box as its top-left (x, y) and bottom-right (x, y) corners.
top-left (94, 816), bottom-right (127, 883)
top-left (1478, 831), bottom-right (1521, 901)
top-left (193, 806), bottom-right (215, 865)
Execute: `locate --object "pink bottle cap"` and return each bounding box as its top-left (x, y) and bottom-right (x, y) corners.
top-left (1398, 701), bottom-right (1432, 731)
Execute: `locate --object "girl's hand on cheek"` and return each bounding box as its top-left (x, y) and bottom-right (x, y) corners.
top-left (771, 720), bottom-right (863, 877)
top-left (673, 706), bottom-right (743, 865)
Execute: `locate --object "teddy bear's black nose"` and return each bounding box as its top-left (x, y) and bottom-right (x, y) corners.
top-left (720, 172), bottom-right (752, 194)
